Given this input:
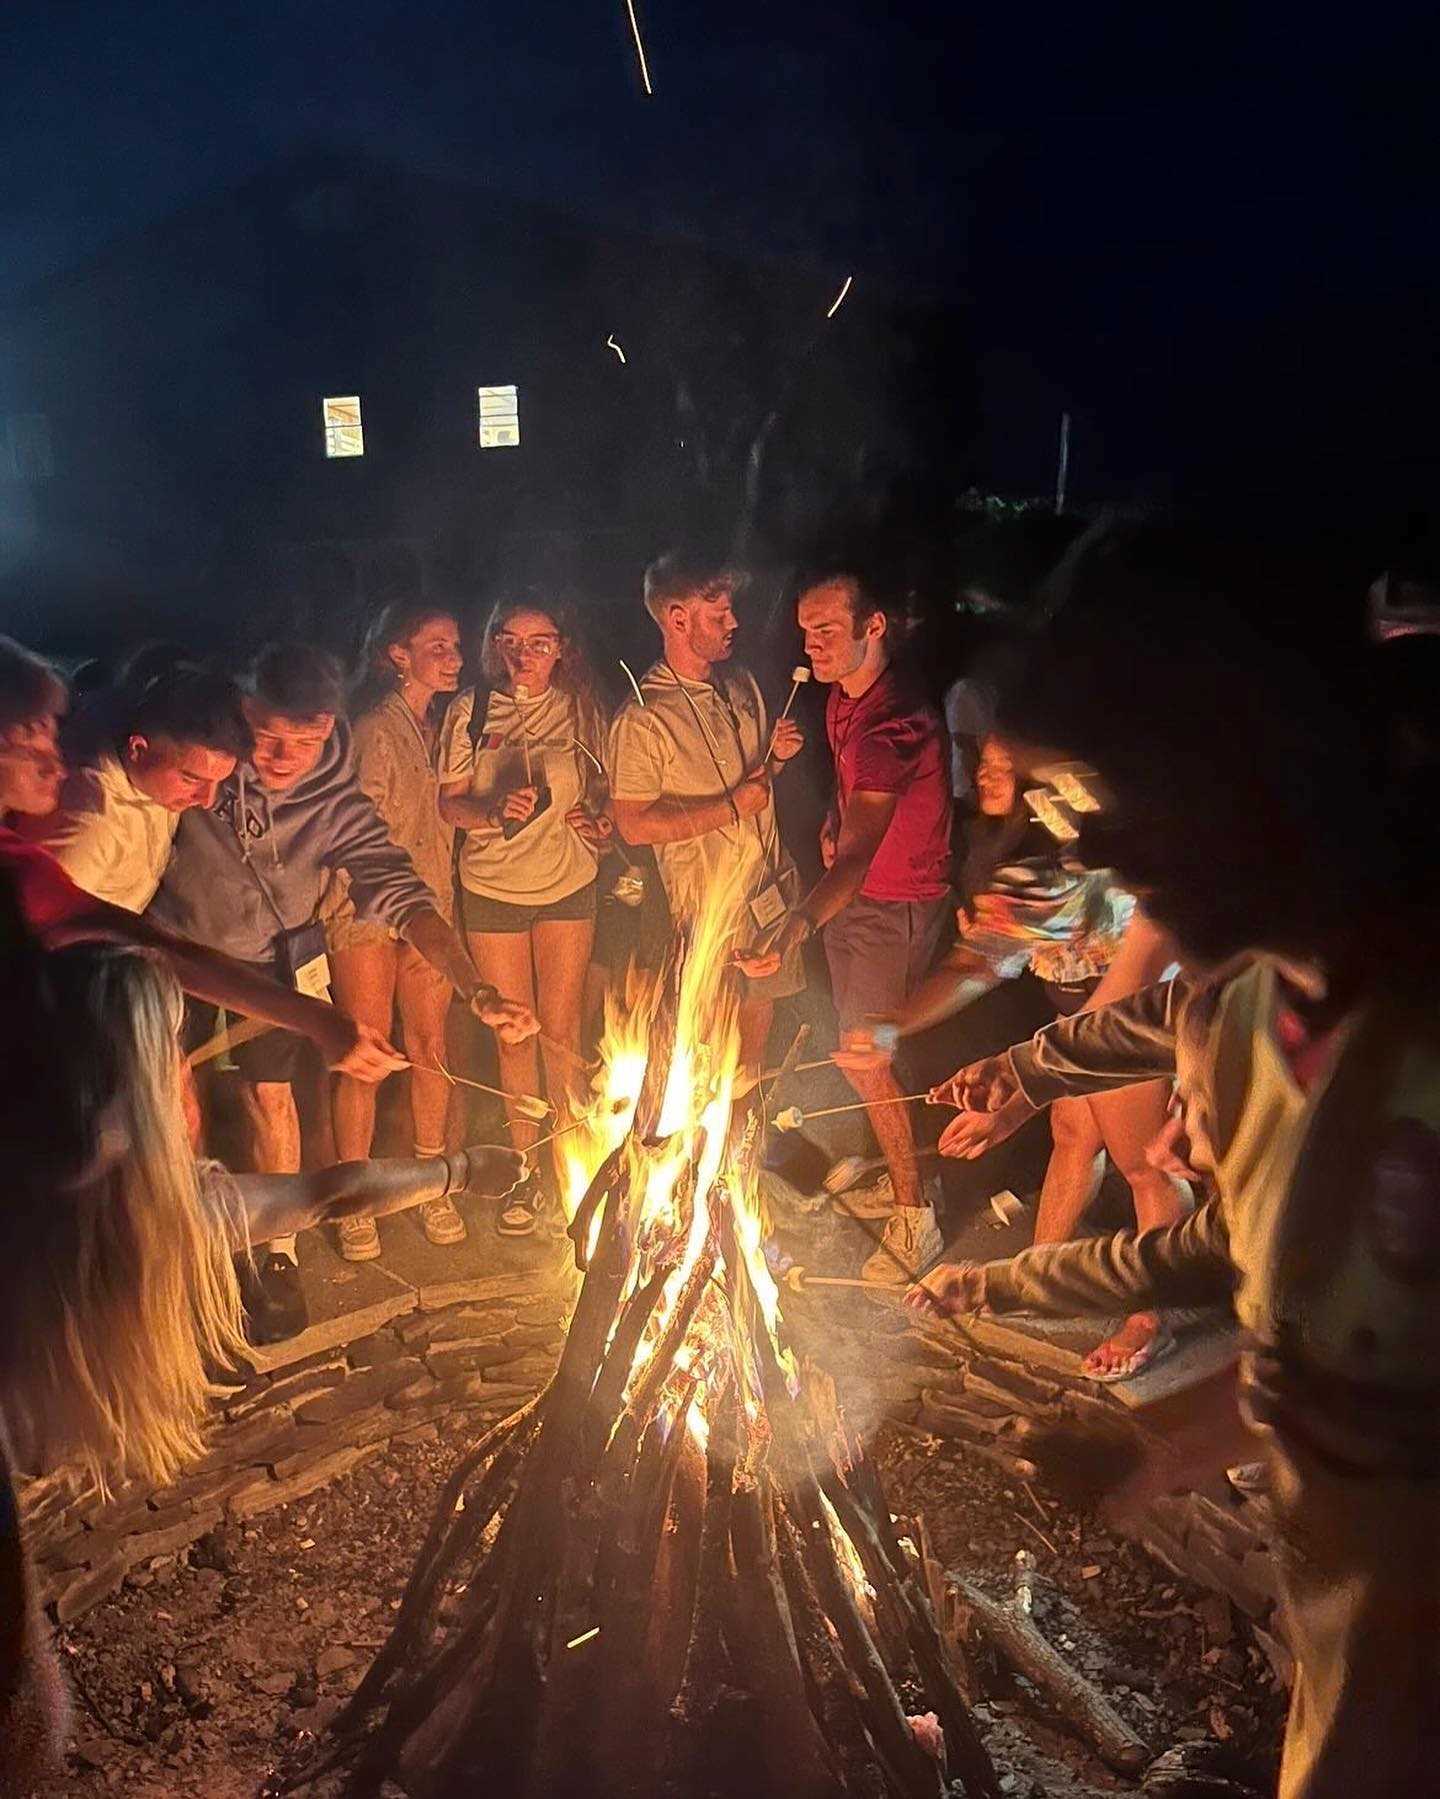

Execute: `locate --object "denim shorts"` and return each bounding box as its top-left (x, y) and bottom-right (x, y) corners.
top-left (461, 881), bottom-right (598, 935)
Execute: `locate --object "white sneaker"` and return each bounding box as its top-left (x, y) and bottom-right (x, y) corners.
top-left (337, 1214), bottom-right (382, 1262)
top-left (422, 1195), bottom-right (468, 1247)
top-left (861, 1204), bottom-right (942, 1285)
top-left (830, 1171), bottom-right (896, 1219)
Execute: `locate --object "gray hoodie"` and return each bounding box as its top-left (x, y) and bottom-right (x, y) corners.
top-left (149, 720), bottom-right (437, 965)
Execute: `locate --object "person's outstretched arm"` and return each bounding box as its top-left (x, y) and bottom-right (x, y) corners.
top-left (226, 1146), bottom-right (526, 1247)
top-left (43, 900), bottom-right (404, 1080)
top-left (909, 1195), bottom-right (1235, 1322)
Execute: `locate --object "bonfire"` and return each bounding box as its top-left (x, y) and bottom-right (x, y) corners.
top-left (292, 872), bottom-right (999, 1799)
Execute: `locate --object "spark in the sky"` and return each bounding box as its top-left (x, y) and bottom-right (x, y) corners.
top-left (606, 334), bottom-right (628, 364)
top-left (826, 274), bottom-right (854, 319)
top-left (624, 0), bottom-right (654, 96)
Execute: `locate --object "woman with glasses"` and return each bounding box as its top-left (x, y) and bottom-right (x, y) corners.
top-left (438, 592), bottom-right (610, 1233)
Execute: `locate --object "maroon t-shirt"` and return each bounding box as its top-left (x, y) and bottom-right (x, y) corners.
top-left (826, 669), bottom-right (952, 903)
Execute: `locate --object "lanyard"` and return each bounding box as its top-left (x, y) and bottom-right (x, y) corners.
top-left (662, 662), bottom-right (785, 890)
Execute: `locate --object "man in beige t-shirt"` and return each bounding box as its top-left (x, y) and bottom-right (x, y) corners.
top-left (29, 668), bottom-right (246, 911)
top-left (608, 552), bottom-right (805, 1074)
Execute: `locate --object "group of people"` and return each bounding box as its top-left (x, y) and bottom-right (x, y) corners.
top-left (2, 551), bottom-right (1023, 1342)
top-left (4, 520), bottom-right (1437, 1794)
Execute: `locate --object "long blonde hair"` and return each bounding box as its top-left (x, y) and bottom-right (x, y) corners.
top-left (0, 945), bottom-right (246, 1487)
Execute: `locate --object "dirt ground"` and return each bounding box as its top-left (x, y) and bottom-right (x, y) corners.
top-left (54, 1409), bottom-right (1285, 1798)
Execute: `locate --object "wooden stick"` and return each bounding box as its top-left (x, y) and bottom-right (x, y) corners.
top-left (187, 1013), bottom-right (274, 1068)
top-left (758, 1053), bottom-right (835, 1082)
top-left (947, 1571), bottom-right (1150, 1775)
top-left (781, 1090), bottom-right (932, 1124)
top-left (427, 1059), bottom-right (550, 1117)
top-left (514, 683), bottom-right (535, 785)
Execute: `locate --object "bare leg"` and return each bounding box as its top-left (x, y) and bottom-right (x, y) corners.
top-left (241, 1079), bottom-right (301, 1257)
top-left (1032, 1095), bottom-right (1106, 1245)
top-left (737, 994), bottom-right (774, 1086)
top-left (1084, 1078), bottom-right (1190, 1377)
top-left (836, 1059), bottom-right (923, 1209)
top-left (329, 938), bottom-right (399, 1161)
top-left (532, 914), bottom-right (594, 1108)
top-left (467, 929), bottom-right (542, 1156)
top-left (393, 943), bottom-right (455, 1153)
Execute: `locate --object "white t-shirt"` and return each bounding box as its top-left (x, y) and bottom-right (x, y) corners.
top-left (34, 752), bottom-right (178, 912)
top-left (439, 685), bottom-right (598, 905)
top-left (607, 659), bottom-right (797, 922)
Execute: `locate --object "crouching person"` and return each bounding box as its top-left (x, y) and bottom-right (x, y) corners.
top-left (0, 934), bottom-right (524, 1797)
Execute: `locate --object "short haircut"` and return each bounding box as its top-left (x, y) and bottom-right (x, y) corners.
top-left (796, 567), bottom-right (911, 643)
top-left (246, 642), bottom-right (346, 721)
top-left (642, 550), bottom-right (741, 624)
top-left (0, 634), bottom-right (66, 737)
top-left (130, 669), bottom-right (247, 759)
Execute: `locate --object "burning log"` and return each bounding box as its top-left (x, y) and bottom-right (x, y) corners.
top-left (287, 897), bottom-right (1001, 1798)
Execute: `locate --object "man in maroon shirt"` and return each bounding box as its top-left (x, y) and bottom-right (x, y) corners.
top-left (742, 571), bottom-right (952, 1280)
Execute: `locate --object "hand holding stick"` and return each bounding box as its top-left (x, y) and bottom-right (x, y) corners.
top-left (766, 665), bottom-right (810, 764)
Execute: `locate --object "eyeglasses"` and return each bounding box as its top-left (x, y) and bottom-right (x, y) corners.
top-left (496, 634), bottom-right (559, 657)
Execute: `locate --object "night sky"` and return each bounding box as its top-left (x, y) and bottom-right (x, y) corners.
top-left (4, 1), bottom-right (1437, 517)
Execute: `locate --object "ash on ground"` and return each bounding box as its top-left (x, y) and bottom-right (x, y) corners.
top-left (56, 1419), bottom-right (1285, 1797)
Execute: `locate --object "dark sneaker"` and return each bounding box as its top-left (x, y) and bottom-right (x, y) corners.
top-left (237, 1252), bottom-right (309, 1344)
top-left (496, 1178), bottom-right (540, 1238)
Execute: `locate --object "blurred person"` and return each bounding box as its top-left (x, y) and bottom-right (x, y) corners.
top-left (439, 590), bottom-right (611, 1234)
top-left (0, 633), bottom-right (406, 1077)
top-left (744, 569), bottom-right (951, 1281)
top-left (908, 522), bottom-right (1440, 1799)
top-left (609, 551), bottom-right (806, 1089)
top-left (25, 661), bottom-right (246, 910)
top-left (0, 928), bottom-right (523, 1794)
top-left (842, 734), bottom-right (1187, 1374)
top-left (323, 602), bottom-right (466, 1260)
top-left (151, 643), bottom-right (537, 1340)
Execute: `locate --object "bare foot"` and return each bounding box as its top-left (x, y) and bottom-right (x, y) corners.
top-left (1082, 1311), bottom-right (1170, 1382)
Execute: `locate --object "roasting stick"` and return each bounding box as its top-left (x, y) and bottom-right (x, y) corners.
top-left (759, 1029), bottom-right (903, 1086)
top-left (765, 664), bottom-right (810, 761)
top-left (772, 1090), bottom-right (933, 1129)
top-left (426, 1059), bottom-right (552, 1121)
top-left (187, 1013), bottom-right (275, 1068)
top-left (513, 682), bottom-right (535, 786)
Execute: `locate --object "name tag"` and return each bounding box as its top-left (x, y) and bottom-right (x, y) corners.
top-left (748, 883), bottom-right (787, 933)
top-left (277, 920), bottom-right (333, 1003)
top-left (293, 951), bottom-right (333, 1003)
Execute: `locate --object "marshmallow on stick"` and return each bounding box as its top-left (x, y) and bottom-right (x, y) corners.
top-left (767, 665), bottom-right (811, 759)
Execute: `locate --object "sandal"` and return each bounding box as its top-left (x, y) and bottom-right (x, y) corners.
top-left (1084, 1317), bottom-right (1176, 1384)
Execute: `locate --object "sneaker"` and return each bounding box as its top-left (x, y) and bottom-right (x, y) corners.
top-left (497, 1178), bottom-right (540, 1238)
top-left (237, 1252), bottom-right (309, 1345)
top-left (827, 1168), bottom-right (896, 1218)
top-left (337, 1214), bottom-right (382, 1262)
top-left (422, 1195), bottom-right (468, 1247)
top-left (860, 1204), bottom-right (942, 1286)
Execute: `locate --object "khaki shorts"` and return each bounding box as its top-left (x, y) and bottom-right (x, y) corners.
top-left (823, 892), bottom-right (952, 1031)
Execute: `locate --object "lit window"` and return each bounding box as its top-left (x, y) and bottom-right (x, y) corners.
top-left (477, 384), bottom-right (519, 449)
top-left (322, 395), bottom-right (364, 458)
